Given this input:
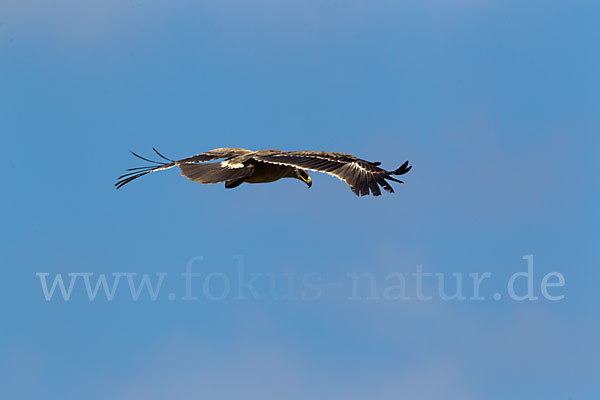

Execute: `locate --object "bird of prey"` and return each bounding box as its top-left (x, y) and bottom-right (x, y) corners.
top-left (115, 147), bottom-right (412, 196)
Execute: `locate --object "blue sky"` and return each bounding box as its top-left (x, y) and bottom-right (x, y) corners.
top-left (1, 1), bottom-right (599, 399)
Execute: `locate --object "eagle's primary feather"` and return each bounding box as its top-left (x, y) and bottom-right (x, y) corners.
top-left (115, 147), bottom-right (411, 196)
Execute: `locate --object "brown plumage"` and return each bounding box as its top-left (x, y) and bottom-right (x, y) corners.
top-left (115, 147), bottom-right (411, 196)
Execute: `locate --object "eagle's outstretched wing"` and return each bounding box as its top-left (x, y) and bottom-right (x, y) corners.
top-left (254, 150), bottom-right (411, 196)
top-left (115, 147), bottom-right (253, 189)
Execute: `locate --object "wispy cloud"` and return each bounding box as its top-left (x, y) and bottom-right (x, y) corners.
top-left (0, 0), bottom-right (492, 47)
top-left (97, 331), bottom-right (479, 400)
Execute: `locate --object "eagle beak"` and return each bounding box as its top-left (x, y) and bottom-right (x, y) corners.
top-left (304, 176), bottom-right (312, 188)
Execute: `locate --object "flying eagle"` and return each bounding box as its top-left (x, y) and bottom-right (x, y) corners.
top-left (115, 147), bottom-right (412, 196)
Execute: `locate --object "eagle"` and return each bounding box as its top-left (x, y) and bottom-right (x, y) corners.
top-left (115, 147), bottom-right (412, 196)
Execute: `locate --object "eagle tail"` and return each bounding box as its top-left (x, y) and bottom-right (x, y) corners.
top-left (179, 162), bottom-right (253, 184)
top-left (115, 148), bottom-right (176, 189)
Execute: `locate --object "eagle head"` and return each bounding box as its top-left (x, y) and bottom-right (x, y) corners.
top-left (296, 169), bottom-right (312, 188)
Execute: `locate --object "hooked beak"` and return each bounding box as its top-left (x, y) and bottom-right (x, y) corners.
top-left (304, 176), bottom-right (312, 188)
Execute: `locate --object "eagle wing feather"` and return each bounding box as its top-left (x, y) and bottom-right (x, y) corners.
top-left (253, 150), bottom-right (410, 196)
top-left (177, 147), bottom-right (254, 164)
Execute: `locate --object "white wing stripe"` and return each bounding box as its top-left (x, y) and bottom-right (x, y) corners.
top-left (221, 160), bottom-right (245, 169)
